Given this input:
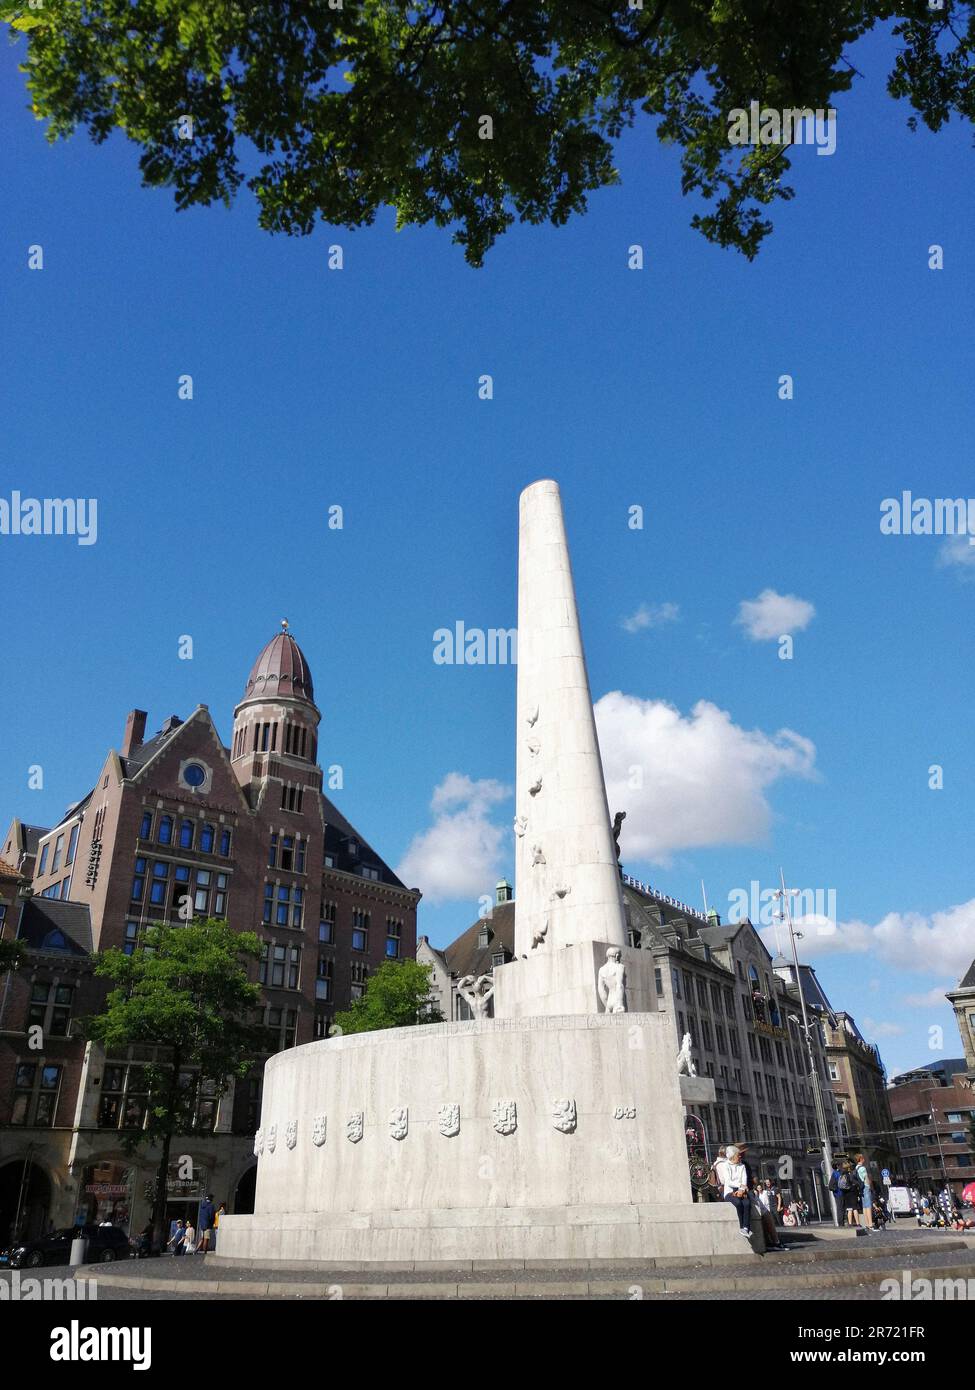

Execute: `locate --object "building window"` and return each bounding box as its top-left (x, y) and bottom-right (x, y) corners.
top-left (829, 1061), bottom-right (840, 1081)
top-left (99, 1063), bottom-right (150, 1130)
top-left (386, 918), bottom-right (402, 959)
top-left (281, 837), bottom-right (294, 871)
top-left (38, 842), bottom-right (50, 875)
top-left (157, 815), bottom-right (173, 846)
top-left (27, 982), bottom-right (74, 1037)
top-left (51, 834), bottom-right (65, 874)
top-left (316, 957), bottom-right (332, 1002)
top-left (150, 861), bottom-right (170, 905)
top-left (139, 812), bottom-right (153, 839)
top-left (350, 961), bottom-right (368, 1000)
top-left (219, 827), bottom-right (231, 857)
top-left (200, 824), bottom-right (215, 854)
top-left (671, 968), bottom-right (681, 1000)
top-left (12, 1062), bottom-right (62, 1126)
top-left (131, 857), bottom-right (147, 902)
top-left (65, 824), bottom-right (80, 866)
top-left (264, 1007), bottom-right (298, 1053)
top-left (123, 921), bottom-right (144, 955)
top-left (179, 819), bottom-right (194, 850)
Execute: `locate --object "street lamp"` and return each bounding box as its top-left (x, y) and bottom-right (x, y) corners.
top-left (776, 868), bottom-right (840, 1227)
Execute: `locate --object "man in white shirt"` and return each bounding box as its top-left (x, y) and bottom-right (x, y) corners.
top-left (716, 1145), bottom-right (753, 1239)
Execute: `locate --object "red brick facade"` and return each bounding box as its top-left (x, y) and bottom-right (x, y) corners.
top-left (0, 629), bottom-right (419, 1242)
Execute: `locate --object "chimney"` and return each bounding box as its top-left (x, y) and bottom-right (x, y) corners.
top-left (121, 710), bottom-right (147, 757)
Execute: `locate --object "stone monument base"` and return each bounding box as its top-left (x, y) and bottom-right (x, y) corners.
top-left (216, 1200), bottom-right (741, 1264)
top-left (216, 1012), bottom-right (746, 1266)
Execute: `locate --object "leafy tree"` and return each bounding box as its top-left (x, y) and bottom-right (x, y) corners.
top-left (85, 918), bottom-right (264, 1253)
top-left (0, 937), bottom-right (25, 974)
top-left (333, 959), bottom-right (444, 1034)
top-left (2, 2), bottom-right (971, 265)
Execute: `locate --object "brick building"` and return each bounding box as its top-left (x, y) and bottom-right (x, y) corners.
top-left (420, 874), bottom-right (850, 1217)
top-left (0, 626), bottom-right (420, 1243)
top-left (888, 1060), bottom-right (975, 1191)
top-left (822, 1012), bottom-right (897, 1172)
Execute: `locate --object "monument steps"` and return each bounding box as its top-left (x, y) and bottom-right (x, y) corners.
top-left (83, 1236), bottom-right (975, 1299)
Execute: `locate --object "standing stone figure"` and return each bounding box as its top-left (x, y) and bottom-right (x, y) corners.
top-left (676, 1032), bottom-right (697, 1077)
top-left (457, 973), bottom-right (495, 1018)
top-left (612, 810), bottom-right (626, 863)
top-left (597, 947), bottom-right (627, 1014)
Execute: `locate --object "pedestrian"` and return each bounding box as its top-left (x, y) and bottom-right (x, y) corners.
top-left (755, 1180), bottom-right (784, 1248)
top-left (854, 1154), bottom-right (874, 1230)
top-left (835, 1162), bottom-right (861, 1227)
top-left (198, 1194), bottom-right (215, 1253)
top-left (168, 1218), bottom-right (186, 1255)
top-left (715, 1144), bottom-right (753, 1240)
top-left (182, 1220), bottom-right (197, 1256)
top-left (211, 1202), bottom-right (226, 1252)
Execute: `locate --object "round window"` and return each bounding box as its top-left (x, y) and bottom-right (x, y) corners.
top-left (183, 763), bottom-right (206, 787)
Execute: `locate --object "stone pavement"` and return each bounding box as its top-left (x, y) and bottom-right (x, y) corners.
top-left (17, 1226), bottom-right (968, 1300)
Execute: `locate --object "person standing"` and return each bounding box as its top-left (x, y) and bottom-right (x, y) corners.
top-left (854, 1154), bottom-right (874, 1230)
top-left (182, 1220), bottom-right (197, 1256)
top-left (211, 1202), bottom-right (226, 1252)
top-left (197, 1194), bottom-right (215, 1253)
top-left (755, 1180), bottom-right (784, 1248)
top-left (716, 1145), bottom-right (753, 1239)
top-left (836, 1162), bottom-right (861, 1227)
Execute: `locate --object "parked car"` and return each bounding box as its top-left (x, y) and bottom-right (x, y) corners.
top-left (4, 1224), bottom-right (133, 1269)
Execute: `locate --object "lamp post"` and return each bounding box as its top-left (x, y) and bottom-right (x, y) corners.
top-left (930, 1105), bottom-right (948, 1188)
top-left (775, 869), bottom-right (839, 1227)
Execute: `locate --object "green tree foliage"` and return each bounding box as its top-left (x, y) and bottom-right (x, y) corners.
top-left (333, 959), bottom-right (444, 1034)
top-left (2, 2), bottom-right (972, 264)
top-left (85, 918), bottom-right (264, 1251)
top-left (0, 937), bottom-right (25, 974)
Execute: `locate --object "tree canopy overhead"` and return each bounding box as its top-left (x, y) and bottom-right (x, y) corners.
top-left (3, 1), bottom-right (972, 264)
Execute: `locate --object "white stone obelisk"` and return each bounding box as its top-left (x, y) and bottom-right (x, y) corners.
top-left (512, 480), bottom-right (627, 960)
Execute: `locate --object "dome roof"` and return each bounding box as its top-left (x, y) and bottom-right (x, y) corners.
top-left (244, 629), bottom-right (314, 703)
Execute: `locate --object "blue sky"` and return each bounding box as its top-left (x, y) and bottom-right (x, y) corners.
top-left (1, 26), bottom-right (973, 1077)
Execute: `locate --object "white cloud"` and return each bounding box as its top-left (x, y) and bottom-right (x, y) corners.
top-left (937, 536), bottom-right (975, 578)
top-left (763, 898), bottom-right (975, 981)
top-left (903, 986), bottom-right (956, 1009)
top-left (861, 1017), bottom-right (906, 1039)
top-left (735, 588), bottom-right (815, 641)
top-left (621, 601), bottom-right (680, 634)
top-left (595, 691), bottom-right (816, 864)
top-left (396, 774), bottom-right (510, 904)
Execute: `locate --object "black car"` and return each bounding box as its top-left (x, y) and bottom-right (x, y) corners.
top-left (5, 1224), bottom-right (132, 1269)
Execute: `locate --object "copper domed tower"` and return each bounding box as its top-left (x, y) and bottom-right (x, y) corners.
top-left (231, 622), bottom-right (322, 795)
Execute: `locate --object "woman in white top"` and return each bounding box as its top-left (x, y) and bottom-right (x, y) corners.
top-left (182, 1222), bottom-right (197, 1255)
top-left (717, 1145), bottom-right (753, 1239)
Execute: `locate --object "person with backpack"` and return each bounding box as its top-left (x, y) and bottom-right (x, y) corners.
top-left (854, 1154), bottom-right (874, 1230)
top-left (832, 1161), bottom-right (862, 1227)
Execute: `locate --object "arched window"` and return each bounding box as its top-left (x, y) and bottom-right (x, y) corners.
top-left (179, 819), bottom-right (194, 849)
top-left (219, 828), bottom-right (231, 857)
top-left (139, 812), bottom-right (152, 840)
top-left (200, 824), bottom-right (215, 854)
top-left (158, 815), bottom-right (173, 846)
